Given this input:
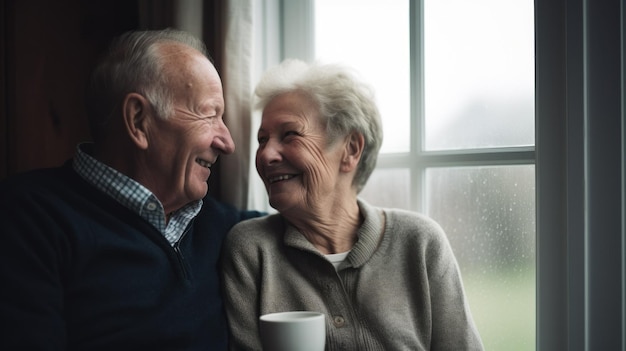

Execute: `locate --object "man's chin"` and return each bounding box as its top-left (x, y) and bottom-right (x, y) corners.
top-left (188, 182), bottom-right (209, 202)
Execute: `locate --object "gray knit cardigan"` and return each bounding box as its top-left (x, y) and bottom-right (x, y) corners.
top-left (220, 199), bottom-right (484, 350)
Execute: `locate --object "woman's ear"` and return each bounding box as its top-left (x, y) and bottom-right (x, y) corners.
top-left (122, 93), bottom-right (150, 150)
top-left (340, 132), bottom-right (365, 173)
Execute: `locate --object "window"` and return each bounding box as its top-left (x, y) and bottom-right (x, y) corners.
top-left (281, 0), bottom-right (536, 348)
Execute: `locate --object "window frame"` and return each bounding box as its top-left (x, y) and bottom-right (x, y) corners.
top-left (536, 0), bottom-right (626, 349)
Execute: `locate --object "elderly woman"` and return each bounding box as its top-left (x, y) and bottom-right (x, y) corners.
top-left (220, 59), bottom-right (483, 350)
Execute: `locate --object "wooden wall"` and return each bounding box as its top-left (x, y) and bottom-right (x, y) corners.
top-left (1, 0), bottom-right (140, 179)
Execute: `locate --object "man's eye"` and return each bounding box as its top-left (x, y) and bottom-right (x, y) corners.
top-left (284, 131), bottom-right (299, 138)
top-left (257, 136), bottom-right (268, 144)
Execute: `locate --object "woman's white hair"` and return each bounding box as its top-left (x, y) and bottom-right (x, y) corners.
top-left (255, 59), bottom-right (383, 193)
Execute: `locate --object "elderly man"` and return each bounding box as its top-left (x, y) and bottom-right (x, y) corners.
top-left (0, 29), bottom-right (261, 350)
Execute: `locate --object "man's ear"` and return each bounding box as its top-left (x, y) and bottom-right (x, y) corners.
top-left (122, 93), bottom-right (150, 150)
top-left (340, 132), bottom-right (365, 173)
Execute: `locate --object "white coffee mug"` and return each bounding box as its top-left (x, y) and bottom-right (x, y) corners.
top-left (259, 311), bottom-right (326, 351)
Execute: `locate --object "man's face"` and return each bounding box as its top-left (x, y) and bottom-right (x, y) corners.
top-left (142, 44), bottom-right (234, 213)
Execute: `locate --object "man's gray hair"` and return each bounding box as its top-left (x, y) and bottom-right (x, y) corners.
top-left (86, 28), bottom-right (210, 141)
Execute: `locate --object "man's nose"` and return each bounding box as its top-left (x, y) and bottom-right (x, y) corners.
top-left (214, 120), bottom-right (235, 154)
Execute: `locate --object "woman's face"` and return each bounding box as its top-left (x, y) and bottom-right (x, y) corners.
top-left (256, 92), bottom-right (346, 215)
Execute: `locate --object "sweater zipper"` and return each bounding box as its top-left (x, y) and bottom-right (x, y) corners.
top-left (173, 221), bottom-right (193, 280)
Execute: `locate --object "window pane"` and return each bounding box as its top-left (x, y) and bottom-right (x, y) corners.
top-left (426, 166), bottom-right (536, 350)
top-left (360, 168), bottom-right (411, 209)
top-left (314, 0), bottom-right (410, 153)
top-left (424, 0), bottom-right (535, 150)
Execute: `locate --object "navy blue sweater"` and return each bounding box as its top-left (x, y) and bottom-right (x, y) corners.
top-left (0, 162), bottom-right (262, 350)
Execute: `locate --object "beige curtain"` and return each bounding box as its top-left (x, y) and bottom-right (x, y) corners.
top-left (218, 0), bottom-right (255, 209)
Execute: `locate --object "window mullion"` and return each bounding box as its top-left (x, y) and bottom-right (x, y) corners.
top-left (420, 148), bottom-right (536, 166)
top-left (410, 0), bottom-right (425, 213)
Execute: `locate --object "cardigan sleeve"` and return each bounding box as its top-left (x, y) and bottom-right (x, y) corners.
top-left (219, 219), bottom-right (265, 351)
top-left (423, 220), bottom-right (485, 350)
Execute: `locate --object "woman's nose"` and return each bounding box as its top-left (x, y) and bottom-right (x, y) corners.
top-left (256, 139), bottom-right (282, 166)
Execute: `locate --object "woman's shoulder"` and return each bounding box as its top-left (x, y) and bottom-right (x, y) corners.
top-left (224, 213), bottom-right (284, 245)
top-left (230, 212), bottom-right (282, 230)
top-left (381, 207), bottom-right (450, 248)
top-left (380, 207), bottom-right (457, 267)
top-left (384, 207), bottom-right (444, 233)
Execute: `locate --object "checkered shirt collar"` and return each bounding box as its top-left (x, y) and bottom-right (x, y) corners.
top-left (72, 143), bottom-right (202, 245)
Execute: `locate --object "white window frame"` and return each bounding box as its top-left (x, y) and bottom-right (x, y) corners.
top-left (268, 0), bottom-right (626, 349)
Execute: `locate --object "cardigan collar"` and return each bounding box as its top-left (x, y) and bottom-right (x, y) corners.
top-left (283, 198), bottom-right (384, 269)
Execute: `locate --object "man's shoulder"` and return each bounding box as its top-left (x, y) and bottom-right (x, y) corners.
top-left (0, 162), bottom-right (77, 197)
top-left (201, 196), bottom-right (265, 218)
top-left (196, 196), bottom-right (265, 229)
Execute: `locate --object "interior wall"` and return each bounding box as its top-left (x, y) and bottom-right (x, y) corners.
top-left (1, 0), bottom-right (139, 179)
